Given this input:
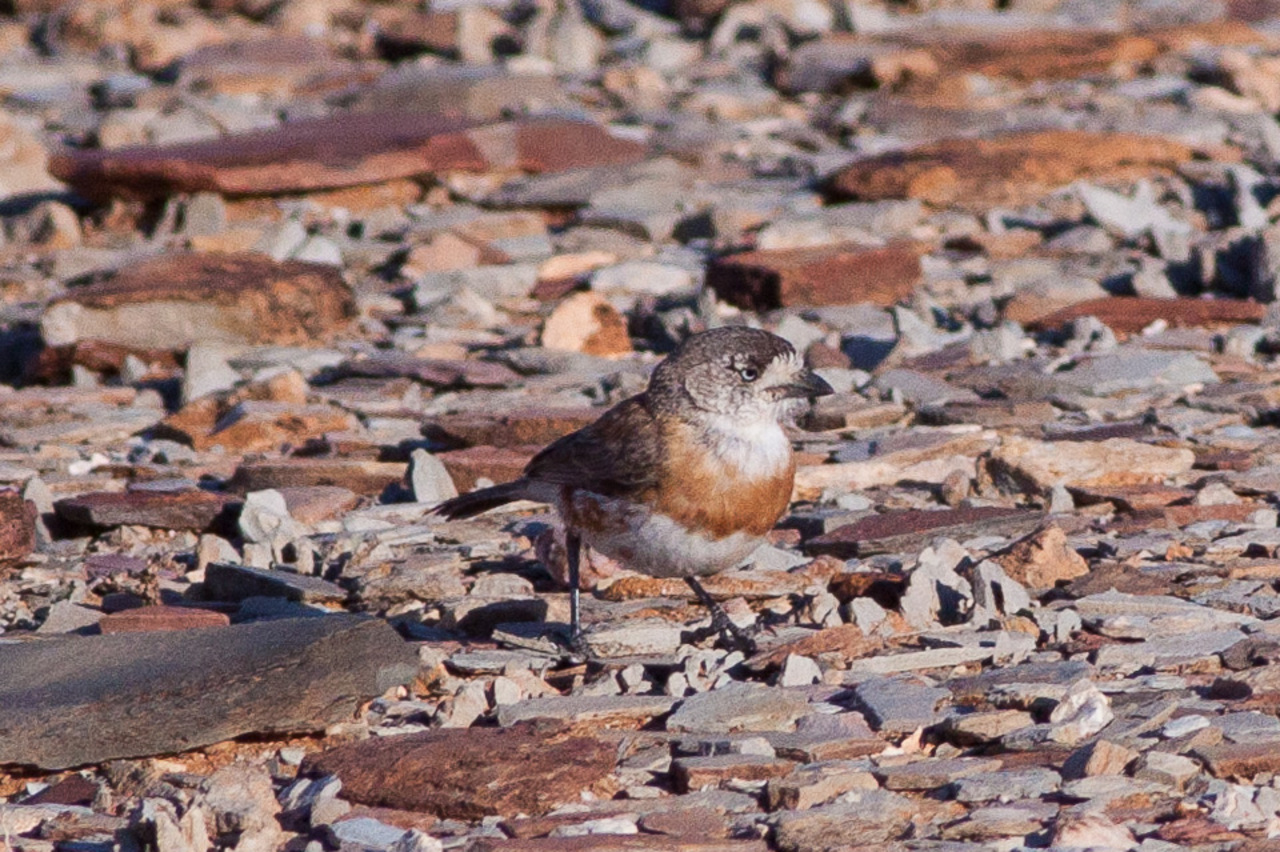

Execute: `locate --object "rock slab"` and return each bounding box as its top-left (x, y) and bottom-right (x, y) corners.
top-left (0, 614), bottom-right (416, 769)
top-left (300, 721), bottom-right (615, 819)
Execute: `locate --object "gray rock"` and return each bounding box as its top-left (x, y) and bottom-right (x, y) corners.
top-left (949, 767), bottom-right (1061, 803)
top-left (667, 682), bottom-right (811, 733)
top-left (0, 615), bottom-right (416, 769)
top-left (1051, 348), bottom-right (1218, 396)
top-left (850, 675), bottom-right (949, 734)
top-left (182, 342), bottom-right (241, 404)
top-left (408, 449), bottom-right (458, 504)
top-left (205, 562), bottom-right (347, 605)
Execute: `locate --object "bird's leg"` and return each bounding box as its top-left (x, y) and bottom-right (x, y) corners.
top-left (563, 530), bottom-right (589, 663)
top-left (685, 576), bottom-right (758, 655)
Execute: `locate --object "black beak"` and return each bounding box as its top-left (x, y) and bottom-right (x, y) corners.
top-left (781, 369), bottom-right (834, 399)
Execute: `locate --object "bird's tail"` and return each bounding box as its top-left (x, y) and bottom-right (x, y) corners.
top-left (433, 480), bottom-right (531, 520)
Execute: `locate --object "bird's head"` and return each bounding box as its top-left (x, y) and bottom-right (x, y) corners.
top-left (650, 326), bottom-right (834, 424)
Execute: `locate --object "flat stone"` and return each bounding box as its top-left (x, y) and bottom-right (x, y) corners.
top-left (334, 354), bottom-right (520, 389)
top-left (300, 722), bottom-right (616, 819)
top-left (41, 253), bottom-right (355, 351)
top-left (706, 241), bottom-right (922, 310)
top-left (671, 754), bottom-right (796, 792)
top-left (541, 292), bottom-right (633, 357)
top-left (1194, 740), bottom-right (1280, 780)
top-left (497, 695), bottom-right (677, 728)
top-left (1027, 295), bottom-right (1266, 335)
top-left (825, 130), bottom-right (1194, 210)
top-left (54, 490), bottom-right (235, 532)
top-left (985, 435), bottom-right (1194, 495)
top-left (667, 683), bottom-right (810, 734)
top-left (949, 767), bottom-right (1061, 803)
top-left (1061, 739), bottom-right (1140, 780)
top-left (766, 761), bottom-right (878, 810)
top-left (1133, 750), bottom-right (1199, 790)
top-left (50, 114), bottom-right (646, 200)
top-left (807, 506), bottom-right (1039, 558)
top-left (0, 615), bottom-right (416, 769)
top-left (437, 446), bottom-right (535, 492)
top-left (1049, 349), bottom-right (1218, 397)
top-left (850, 676), bottom-right (949, 734)
top-left (772, 791), bottom-right (924, 850)
top-left (875, 757), bottom-right (1001, 791)
top-left (205, 563), bottom-right (348, 604)
top-left (228, 459), bottom-right (405, 496)
top-left (98, 605), bottom-right (231, 634)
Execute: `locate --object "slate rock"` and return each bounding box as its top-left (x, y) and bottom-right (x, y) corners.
top-left (301, 722), bottom-right (615, 819)
top-left (667, 682), bottom-right (810, 734)
top-left (54, 490), bottom-right (237, 532)
top-left (850, 676), bottom-right (949, 734)
top-left (0, 489), bottom-right (36, 569)
top-left (0, 615), bottom-right (416, 769)
top-left (204, 562), bottom-right (348, 604)
top-left (706, 241), bottom-right (922, 310)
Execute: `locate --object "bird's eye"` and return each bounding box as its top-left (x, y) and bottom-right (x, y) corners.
top-left (738, 366), bottom-right (759, 382)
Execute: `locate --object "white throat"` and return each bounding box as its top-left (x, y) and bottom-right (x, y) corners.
top-left (699, 411), bottom-right (793, 478)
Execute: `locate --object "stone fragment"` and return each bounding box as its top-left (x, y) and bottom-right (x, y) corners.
top-left (1051, 813), bottom-right (1135, 851)
top-left (949, 767), bottom-right (1061, 803)
top-left (671, 755), bottom-right (795, 792)
top-left (229, 459), bottom-right (405, 496)
top-left (766, 762), bottom-right (878, 810)
top-left (541, 292), bottom-right (632, 357)
top-left (1133, 750), bottom-right (1198, 790)
top-left (992, 524), bottom-right (1089, 589)
top-left (423, 408), bottom-right (598, 450)
top-left (54, 490), bottom-right (235, 532)
top-left (300, 723), bottom-right (615, 818)
top-left (875, 757), bottom-right (1002, 791)
top-left (1062, 739), bottom-right (1139, 780)
top-left (51, 115), bottom-right (647, 200)
top-left (1027, 295), bottom-right (1265, 334)
top-left (200, 763), bottom-right (283, 852)
top-left (667, 683), bottom-right (810, 734)
top-left (205, 563), bottom-right (347, 604)
top-left (772, 791), bottom-right (922, 850)
top-left (99, 605), bottom-right (231, 634)
top-left (826, 130), bottom-right (1194, 209)
top-left (436, 446), bottom-right (533, 492)
top-left (1195, 740), bottom-right (1280, 780)
top-left (409, 449), bottom-right (458, 505)
top-left (985, 436), bottom-right (1194, 496)
top-left (497, 695), bottom-right (676, 729)
top-left (41, 253), bottom-right (354, 351)
top-left (850, 676), bottom-right (949, 734)
top-left (0, 615), bottom-right (416, 769)
top-left (807, 506), bottom-right (1038, 559)
top-left (0, 490), bottom-right (36, 569)
top-left (706, 242), bottom-right (921, 310)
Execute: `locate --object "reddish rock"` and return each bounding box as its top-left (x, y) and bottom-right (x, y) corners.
top-left (40, 253), bottom-right (355, 351)
top-left (992, 524), bottom-right (1089, 589)
top-left (0, 490), bottom-right (37, 570)
top-left (54, 490), bottom-right (235, 532)
top-left (423, 408), bottom-right (598, 450)
top-left (807, 507), bottom-right (1040, 558)
top-left (541, 292), bottom-right (633, 357)
top-left (335, 354), bottom-right (520, 388)
top-left (706, 242), bottom-right (922, 310)
top-left (1194, 741), bottom-right (1280, 780)
top-left (49, 114), bottom-right (647, 201)
top-left (160, 400), bottom-right (359, 454)
top-left (475, 838), bottom-right (766, 851)
top-left (300, 722), bottom-right (615, 819)
top-left (228, 459), bottom-right (405, 496)
top-left (671, 755), bottom-right (796, 793)
top-left (1025, 296), bottom-right (1266, 334)
top-left (276, 486), bottom-right (360, 524)
top-left (99, 605), bottom-right (232, 634)
top-left (747, 625), bottom-right (883, 671)
top-left (437, 446), bottom-right (534, 492)
top-left (825, 131), bottom-right (1196, 209)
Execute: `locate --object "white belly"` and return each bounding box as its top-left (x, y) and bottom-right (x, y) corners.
top-left (565, 492), bottom-right (762, 578)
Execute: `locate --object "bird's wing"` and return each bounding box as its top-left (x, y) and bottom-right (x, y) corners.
top-left (523, 397), bottom-right (663, 500)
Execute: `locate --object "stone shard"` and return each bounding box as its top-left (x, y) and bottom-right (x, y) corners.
top-left (300, 722), bottom-right (615, 819)
top-left (0, 615), bottom-right (417, 769)
top-left (40, 253), bottom-right (355, 351)
top-left (49, 114), bottom-right (647, 200)
top-left (54, 490), bottom-right (237, 532)
top-left (0, 490), bottom-right (37, 570)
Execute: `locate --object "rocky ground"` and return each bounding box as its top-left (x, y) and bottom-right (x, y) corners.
top-left (6, 0), bottom-right (1280, 850)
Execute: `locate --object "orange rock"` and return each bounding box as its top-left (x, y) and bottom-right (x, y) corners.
top-left (99, 605), bottom-right (231, 634)
top-left (825, 131), bottom-right (1198, 210)
top-left (541, 292), bottom-right (632, 357)
top-left (993, 524), bottom-right (1089, 590)
top-left (0, 490), bottom-right (36, 570)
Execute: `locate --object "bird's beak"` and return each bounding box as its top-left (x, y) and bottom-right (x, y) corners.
top-left (780, 369), bottom-right (834, 399)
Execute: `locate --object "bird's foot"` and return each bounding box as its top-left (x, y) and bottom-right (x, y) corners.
top-left (684, 576), bottom-right (758, 655)
top-left (555, 626), bottom-right (591, 666)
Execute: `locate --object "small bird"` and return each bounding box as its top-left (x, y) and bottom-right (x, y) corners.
top-left (433, 326), bottom-right (834, 654)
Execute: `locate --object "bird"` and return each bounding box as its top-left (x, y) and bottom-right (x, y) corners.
top-left (432, 326), bottom-right (834, 655)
